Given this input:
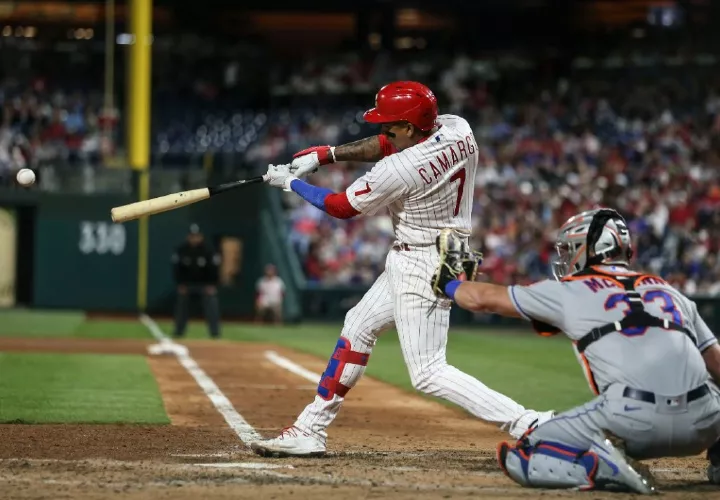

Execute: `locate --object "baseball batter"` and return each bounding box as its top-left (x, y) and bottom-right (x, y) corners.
top-left (251, 81), bottom-right (553, 457)
top-left (430, 208), bottom-right (720, 494)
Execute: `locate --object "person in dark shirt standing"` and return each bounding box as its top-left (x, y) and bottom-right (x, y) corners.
top-left (172, 224), bottom-right (221, 339)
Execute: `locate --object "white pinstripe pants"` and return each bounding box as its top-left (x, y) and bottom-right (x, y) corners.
top-left (294, 245), bottom-right (541, 442)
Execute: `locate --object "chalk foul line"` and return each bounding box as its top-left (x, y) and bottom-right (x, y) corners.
top-left (264, 350), bottom-right (321, 383)
top-left (139, 313), bottom-right (261, 445)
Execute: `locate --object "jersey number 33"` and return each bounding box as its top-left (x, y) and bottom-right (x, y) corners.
top-left (604, 290), bottom-right (683, 336)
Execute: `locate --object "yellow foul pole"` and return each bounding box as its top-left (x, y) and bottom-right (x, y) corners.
top-left (127, 0), bottom-right (152, 311)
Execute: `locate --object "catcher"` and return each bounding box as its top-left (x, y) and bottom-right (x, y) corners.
top-left (431, 208), bottom-right (720, 494)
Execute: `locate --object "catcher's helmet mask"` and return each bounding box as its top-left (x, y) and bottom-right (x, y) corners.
top-left (552, 208), bottom-right (634, 281)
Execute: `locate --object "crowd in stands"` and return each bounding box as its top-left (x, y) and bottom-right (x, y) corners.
top-left (275, 50), bottom-right (720, 295)
top-left (0, 36), bottom-right (123, 187)
top-left (1, 37), bottom-right (719, 295)
top-left (0, 76), bottom-right (114, 186)
top-left (0, 35), bottom-right (263, 186)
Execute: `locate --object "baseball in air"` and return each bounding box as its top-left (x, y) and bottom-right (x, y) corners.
top-left (16, 168), bottom-right (36, 187)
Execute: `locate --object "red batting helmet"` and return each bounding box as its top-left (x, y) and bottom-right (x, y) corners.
top-left (363, 81), bottom-right (438, 131)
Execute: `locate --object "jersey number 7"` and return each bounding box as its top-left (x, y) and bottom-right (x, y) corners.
top-left (604, 290), bottom-right (683, 336)
top-left (450, 167), bottom-right (466, 217)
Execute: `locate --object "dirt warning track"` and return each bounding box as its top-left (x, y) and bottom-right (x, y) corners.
top-left (0, 337), bottom-right (715, 499)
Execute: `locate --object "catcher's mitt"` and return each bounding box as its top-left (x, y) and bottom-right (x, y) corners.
top-left (431, 229), bottom-right (483, 299)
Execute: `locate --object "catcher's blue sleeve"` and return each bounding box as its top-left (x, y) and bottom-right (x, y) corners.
top-left (445, 280), bottom-right (462, 300)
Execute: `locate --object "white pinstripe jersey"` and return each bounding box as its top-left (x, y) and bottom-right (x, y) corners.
top-left (345, 114), bottom-right (478, 245)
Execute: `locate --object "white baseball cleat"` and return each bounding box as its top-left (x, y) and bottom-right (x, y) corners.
top-left (250, 426), bottom-right (326, 458)
top-left (507, 410), bottom-right (556, 439)
top-left (535, 410), bottom-right (556, 427)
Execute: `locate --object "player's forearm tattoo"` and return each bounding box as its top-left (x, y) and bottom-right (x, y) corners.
top-left (334, 136), bottom-right (384, 163)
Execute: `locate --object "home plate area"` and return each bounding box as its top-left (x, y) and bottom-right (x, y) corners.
top-left (0, 339), bottom-right (713, 500)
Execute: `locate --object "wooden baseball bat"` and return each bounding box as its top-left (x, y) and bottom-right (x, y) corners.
top-left (110, 174), bottom-right (268, 223)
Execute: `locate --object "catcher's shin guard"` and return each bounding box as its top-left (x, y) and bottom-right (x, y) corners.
top-left (317, 336), bottom-right (370, 400)
top-left (497, 440), bottom-right (600, 490)
top-left (497, 436), bottom-right (656, 495)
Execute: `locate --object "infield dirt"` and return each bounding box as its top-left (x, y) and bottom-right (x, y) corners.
top-left (0, 337), bottom-right (715, 499)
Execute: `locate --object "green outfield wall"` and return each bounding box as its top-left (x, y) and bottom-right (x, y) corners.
top-left (0, 186), bottom-right (299, 319)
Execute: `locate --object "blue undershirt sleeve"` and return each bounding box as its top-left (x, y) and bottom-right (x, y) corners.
top-left (289, 179), bottom-right (334, 212)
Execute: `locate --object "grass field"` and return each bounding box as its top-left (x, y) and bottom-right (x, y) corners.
top-left (0, 309), bottom-right (591, 413)
top-left (0, 308), bottom-right (710, 500)
top-left (0, 351), bottom-right (169, 424)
